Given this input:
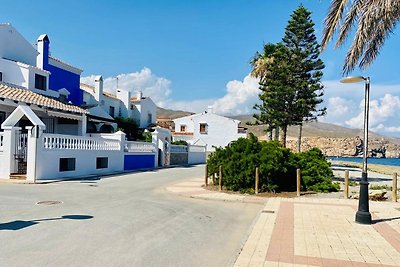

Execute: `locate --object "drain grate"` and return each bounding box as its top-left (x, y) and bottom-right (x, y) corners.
top-left (262, 210), bottom-right (275, 214)
top-left (36, 200), bottom-right (63, 205)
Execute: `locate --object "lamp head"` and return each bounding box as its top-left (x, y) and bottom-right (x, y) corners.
top-left (340, 76), bottom-right (367, 84)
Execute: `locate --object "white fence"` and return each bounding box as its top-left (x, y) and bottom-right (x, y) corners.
top-left (125, 141), bottom-right (156, 153)
top-left (188, 145), bottom-right (206, 165)
top-left (43, 134), bottom-right (120, 150)
top-left (170, 145), bottom-right (188, 153)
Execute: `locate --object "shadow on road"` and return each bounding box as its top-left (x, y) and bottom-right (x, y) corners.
top-left (0, 215), bottom-right (93, 231)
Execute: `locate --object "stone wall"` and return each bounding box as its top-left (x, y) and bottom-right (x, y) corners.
top-left (286, 137), bottom-right (400, 158)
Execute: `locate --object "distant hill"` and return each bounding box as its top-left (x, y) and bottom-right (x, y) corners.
top-left (228, 114), bottom-right (400, 144)
top-left (157, 107), bottom-right (194, 119)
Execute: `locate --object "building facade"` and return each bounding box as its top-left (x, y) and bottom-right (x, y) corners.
top-left (173, 107), bottom-right (247, 151)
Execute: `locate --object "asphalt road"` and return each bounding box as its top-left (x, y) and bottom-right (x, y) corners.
top-left (0, 165), bottom-right (262, 267)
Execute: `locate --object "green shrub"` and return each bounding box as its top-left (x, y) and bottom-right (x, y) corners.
top-left (295, 148), bottom-right (339, 192)
top-left (207, 134), bottom-right (337, 193)
top-left (172, 140), bottom-right (188, 146)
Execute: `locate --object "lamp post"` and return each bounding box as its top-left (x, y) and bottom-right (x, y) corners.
top-left (340, 76), bottom-right (372, 224)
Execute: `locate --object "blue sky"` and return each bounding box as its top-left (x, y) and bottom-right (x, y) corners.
top-left (2, 0), bottom-right (400, 136)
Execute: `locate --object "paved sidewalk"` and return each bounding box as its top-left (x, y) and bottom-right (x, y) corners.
top-left (166, 177), bottom-right (268, 204)
top-left (167, 178), bottom-right (400, 266)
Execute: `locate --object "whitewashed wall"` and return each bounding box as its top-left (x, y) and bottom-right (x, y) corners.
top-left (0, 24), bottom-right (38, 66)
top-left (0, 133), bottom-right (5, 177)
top-left (188, 145), bottom-right (206, 165)
top-left (174, 112), bottom-right (246, 151)
top-left (135, 98), bottom-right (157, 128)
top-left (34, 134), bottom-right (123, 180)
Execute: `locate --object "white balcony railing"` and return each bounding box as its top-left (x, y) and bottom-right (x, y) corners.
top-left (125, 141), bottom-right (156, 153)
top-left (42, 134), bottom-right (120, 151)
top-left (170, 145), bottom-right (188, 153)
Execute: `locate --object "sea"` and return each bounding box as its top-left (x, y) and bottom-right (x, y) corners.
top-left (329, 157), bottom-right (400, 167)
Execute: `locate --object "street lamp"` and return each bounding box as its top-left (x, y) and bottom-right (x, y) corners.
top-left (340, 76), bottom-right (372, 224)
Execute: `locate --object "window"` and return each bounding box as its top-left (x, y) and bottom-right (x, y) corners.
top-left (58, 118), bottom-right (78, 125)
top-left (0, 72), bottom-right (3, 82)
top-left (0, 112), bottom-right (5, 131)
top-left (147, 113), bottom-right (152, 124)
top-left (96, 157), bottom-right (108, 169)
top-left (180, 125), bottom-right (187, 132)
top-left (59, 158), bottom-right (76, 172)
top-left (35, 74), bottom-right (46, 90)
top-left (199, 123), bottom-right (208, 134)
top-left (109, 106), bottom-right (115, 117)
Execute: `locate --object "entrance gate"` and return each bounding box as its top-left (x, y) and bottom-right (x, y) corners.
top-left (14, 131), bottom-right (28, 174)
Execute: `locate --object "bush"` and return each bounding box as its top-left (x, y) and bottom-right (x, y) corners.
top-left (295, 148), bottom-right (339, 192)
top-left (172, 140), bottom-right (188, 146)
top-left (207, 134), bottom-right (338, 193)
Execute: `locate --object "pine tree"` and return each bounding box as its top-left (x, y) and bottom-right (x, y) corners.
top-left (282, 5), bottom-right (326, 149)
top-left (252, 5), bottom-right (325, 148)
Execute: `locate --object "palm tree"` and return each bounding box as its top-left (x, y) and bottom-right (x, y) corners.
top-left (322, 0), bottom-right (400, 74)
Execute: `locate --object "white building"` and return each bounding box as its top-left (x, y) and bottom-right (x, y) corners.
top-left (172, 107), bottom-right (247, 151)
top-left (0, 23), bottom-right (166, 180)
top-left (80, 78), bottom-right (157, 132)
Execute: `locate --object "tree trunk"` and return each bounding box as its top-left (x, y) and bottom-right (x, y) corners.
top-left (274, 127), bottom-right (280, 141)
top-left (281, 125), bottom-right (287, 148)
top-left (268, 129), bottom-right (273, 141)
top-left (298, 124), bottom-right (303, 152)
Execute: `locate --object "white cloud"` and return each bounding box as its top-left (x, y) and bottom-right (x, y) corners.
top-left (81, 67), bottom-right (172, 105)
top-left (345, 94), bottom-right (400, 128)
top-left (372, 124), bottom-right (400, 133)
top-left (327, 97), bottom-right (351, 116)
top-left (81, 70), bottom-right (260, 115)
top-left (211, 74), bottom-right (260, 115)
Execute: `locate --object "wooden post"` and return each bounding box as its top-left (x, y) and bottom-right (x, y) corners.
top-left (219, 166), bottom-right (222, 191)
top-left (344, 170), bottom-right (349, 199)
top-left (204, 164), bottom-right (208, 187)
top-left (296, 169), bottom-right (301, 197)
top-left (255, 167), bottom-right (259, 195)
top-left (213, 173), bottom-right (216, 185)
top-left (393, 172), bottom-right (398, 202)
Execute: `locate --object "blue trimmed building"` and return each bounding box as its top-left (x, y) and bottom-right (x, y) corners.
top-left (36, 34), bottom-right (83, 106)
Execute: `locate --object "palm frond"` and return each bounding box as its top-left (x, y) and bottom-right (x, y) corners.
top-left (321, 0), bottom-right (350, 50)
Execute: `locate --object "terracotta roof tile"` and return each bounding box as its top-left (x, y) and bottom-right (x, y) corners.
top-left (0, 82), bottom-right (87, 114)
top-left (173, 132), bottom-right (194, 136)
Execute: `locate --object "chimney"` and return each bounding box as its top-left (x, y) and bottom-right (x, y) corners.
top-left (36, 34), bottom-right (50, 69)
top-left (116, 88), bottom-right (131, 115)
top-left (136, 91), bottom-right (142, 100)
top-left (94, 75), bottom-right (103, 102)
top-left (207, 106), bottom-right (214, 114)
